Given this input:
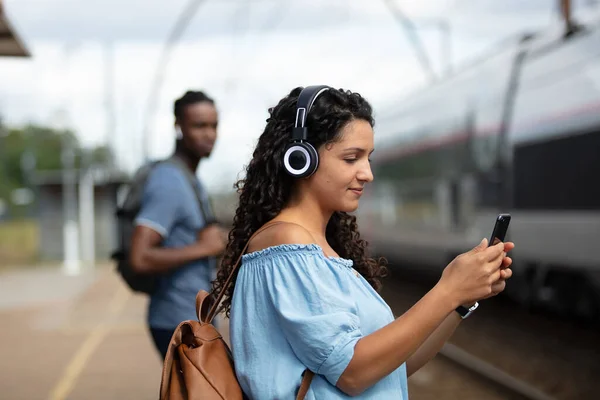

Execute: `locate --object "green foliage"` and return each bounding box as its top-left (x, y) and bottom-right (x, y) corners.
top-left (0, 118), bottom-right (114, 219)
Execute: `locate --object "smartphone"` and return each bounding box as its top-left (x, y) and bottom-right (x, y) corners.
top-left (489, 213), bottom-right (511, 246)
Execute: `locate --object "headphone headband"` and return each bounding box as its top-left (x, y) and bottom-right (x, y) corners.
top-left (292, 85), bottom-right (330, 141)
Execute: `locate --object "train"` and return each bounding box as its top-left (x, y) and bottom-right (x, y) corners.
top-left (357, 17), bottom-right (600, 320)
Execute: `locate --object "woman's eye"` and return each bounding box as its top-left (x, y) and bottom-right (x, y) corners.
top-left (344, 159), bottom-right (357, 164)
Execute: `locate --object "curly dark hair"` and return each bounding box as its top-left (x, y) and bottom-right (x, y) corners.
top-left (211, 86), bottom-right (388, 316)
top-left (174, 90), bottom-right (214, 120)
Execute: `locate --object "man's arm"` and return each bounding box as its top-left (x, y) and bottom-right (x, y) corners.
top-left (130, 225), bottom-right (224, 274)
top-left (128, 166), bottom-right (225, 274)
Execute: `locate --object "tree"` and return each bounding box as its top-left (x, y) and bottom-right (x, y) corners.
top-left (0, 118), bottom-right (115, 219)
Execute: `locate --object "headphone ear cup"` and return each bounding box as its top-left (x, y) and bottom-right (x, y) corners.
top-left (283, 142), bottom-right (319, 178)
top-left (303, 142), bottom-right (319, 177)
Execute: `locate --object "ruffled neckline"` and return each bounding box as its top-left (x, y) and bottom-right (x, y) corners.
top-left (241, 243), bottom-right (354, 268)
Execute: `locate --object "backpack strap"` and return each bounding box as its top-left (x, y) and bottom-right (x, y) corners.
top-left (204, 220), bottom-right (286, 322)
top-left (162, 156), bottom-right (216, 225)
top-left (296, 370), bottom-right (314, 400)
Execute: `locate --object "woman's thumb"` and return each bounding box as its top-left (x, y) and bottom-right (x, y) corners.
top-left (472, 238), bottom-right (488, 252)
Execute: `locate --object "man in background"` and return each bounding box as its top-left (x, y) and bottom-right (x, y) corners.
top-left (129, 90), bottom-right (227, 359)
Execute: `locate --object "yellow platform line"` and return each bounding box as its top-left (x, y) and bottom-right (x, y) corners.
top-left (48, 284), bottom-right (131, 400)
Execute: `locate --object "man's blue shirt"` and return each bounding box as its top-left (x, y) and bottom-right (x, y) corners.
top-left (135, 162), bottom-right (216, 329)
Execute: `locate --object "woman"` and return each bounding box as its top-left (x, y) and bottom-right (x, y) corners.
top-left (211, 86), bottom-right (514, 399)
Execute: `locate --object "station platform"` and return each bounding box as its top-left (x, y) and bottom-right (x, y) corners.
top-left (0, 263), bottom-right (170, 400)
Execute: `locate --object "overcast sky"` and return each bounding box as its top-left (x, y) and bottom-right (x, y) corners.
top-left (0, 0), bottom-right (591, 193)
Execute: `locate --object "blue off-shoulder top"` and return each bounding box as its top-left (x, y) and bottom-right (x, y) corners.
top-left (229, 244), bottom-right (409, 399)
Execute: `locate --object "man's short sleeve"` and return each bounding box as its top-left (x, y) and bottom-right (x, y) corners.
top-left (134, 165), bottom-right (184, 238)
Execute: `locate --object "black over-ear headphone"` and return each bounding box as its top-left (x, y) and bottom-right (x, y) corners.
top-left (283, 85), bottom-right (331, 178)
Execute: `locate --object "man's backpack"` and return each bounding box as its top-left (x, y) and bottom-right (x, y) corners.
top-left (159, 221), bottom-right (314, 400)
top-left (111, 156), bottom-right (216, 295)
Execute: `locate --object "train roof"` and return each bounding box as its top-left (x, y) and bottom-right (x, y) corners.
top-left (373, 13), bottom-right (600, 153)
top-left (376, 13), bottom-right (600, 124)
top-left (0, 0), bottom-right (30, 57)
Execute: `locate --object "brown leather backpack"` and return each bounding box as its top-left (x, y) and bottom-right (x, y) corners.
top-left (159, 222), bottom-right (314, 400)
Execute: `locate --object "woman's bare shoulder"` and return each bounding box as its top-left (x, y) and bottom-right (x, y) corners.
top-left (247, 221), bottom-right (315, 253)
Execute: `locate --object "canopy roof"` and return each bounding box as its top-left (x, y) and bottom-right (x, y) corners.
top-left (0, 0), bottom-right (30, 57)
